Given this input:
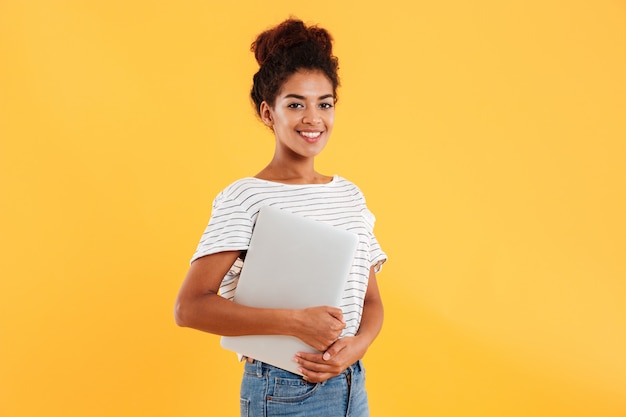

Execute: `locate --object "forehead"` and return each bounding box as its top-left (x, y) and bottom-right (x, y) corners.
top-left (277, 69), bottom-right (334, 98)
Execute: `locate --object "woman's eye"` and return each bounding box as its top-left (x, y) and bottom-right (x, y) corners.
top-left (288, 103), bottom-right (304, 109)
top-left (320, 102), bottom-right (334, 109)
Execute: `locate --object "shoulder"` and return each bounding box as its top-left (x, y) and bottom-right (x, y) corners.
top-left (215, 177), bottom-right (282, 201)
top-left (212, 177), bottom-right (301, 214)
top-left (332, 175), bottom-right (356, 188)
top-left (333, 175), bottom-right (367, 200)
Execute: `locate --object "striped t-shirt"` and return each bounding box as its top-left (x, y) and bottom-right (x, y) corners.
top-left (191, 175), bottom-right (387, 337)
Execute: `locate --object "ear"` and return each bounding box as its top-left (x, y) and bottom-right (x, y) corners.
top-left (260, 101), bottom-right (274, 127)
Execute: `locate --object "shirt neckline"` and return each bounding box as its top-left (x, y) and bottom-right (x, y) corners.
top-left (246, 174), bottom-right (338, 186)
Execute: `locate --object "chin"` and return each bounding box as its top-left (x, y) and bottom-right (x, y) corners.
top-left (303, 145), bottom-right (327, 157)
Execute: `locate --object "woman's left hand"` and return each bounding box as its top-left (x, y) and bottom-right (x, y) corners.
top-left (294, 268), bottom-right (384, 383)
top-left (293, 336), bottom-right (368, 383)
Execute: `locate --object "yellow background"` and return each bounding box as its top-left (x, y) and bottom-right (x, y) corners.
top-left (1, 1), bottom-right (625, 416)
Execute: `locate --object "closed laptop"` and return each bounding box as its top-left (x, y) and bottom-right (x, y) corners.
top-left (220, 205), bottom-right (358, 375)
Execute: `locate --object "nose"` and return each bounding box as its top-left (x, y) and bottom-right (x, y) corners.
top-left (302, 108), bottom-right (322, 125)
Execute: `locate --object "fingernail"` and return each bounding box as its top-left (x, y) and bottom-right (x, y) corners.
top-left (323, 352), bottom-right (330, 360)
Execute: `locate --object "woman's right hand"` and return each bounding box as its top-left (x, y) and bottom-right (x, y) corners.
top-left (292, 306), bottom-right (346, 351)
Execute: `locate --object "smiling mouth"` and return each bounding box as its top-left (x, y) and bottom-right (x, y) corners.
top-left (298, 131), bottom-right (322, 139)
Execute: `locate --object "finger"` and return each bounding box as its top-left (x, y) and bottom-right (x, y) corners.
top-left (294, 352), bottom-right (324, 366)
top-left (296, 358), bottom-right (343, 382)
top-left (294, 354), bottom-right (332, 373)
top-left (328, 307), bottom-right (345, 323)
top-left (299, 367), bottom-right (332, 383)
top-left (294, 353), bottom-right (343, 376)
top-left (295, 356), bottom-right (336, 375)
top-left (323, 339), bottom-right (346, 361)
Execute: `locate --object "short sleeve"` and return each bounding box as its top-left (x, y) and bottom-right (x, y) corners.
top-left (369, 234), bottom-right (387, 273)
top-left (190, 194), bottom-right (254, 264)
top-left (361, 206), bottom-right (388, 273)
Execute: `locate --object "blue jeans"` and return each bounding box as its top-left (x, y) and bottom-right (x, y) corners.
top-left (240, 360), bottom-right (369, 417)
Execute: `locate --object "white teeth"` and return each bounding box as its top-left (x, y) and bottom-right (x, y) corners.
top-left (299, 131), bottom-right (321, 138)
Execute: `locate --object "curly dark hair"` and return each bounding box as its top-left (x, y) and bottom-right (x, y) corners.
top-left (250, 18), bottom-right (340, 118)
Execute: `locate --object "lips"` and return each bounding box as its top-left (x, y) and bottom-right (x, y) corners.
top-left (299, 131), bottom-right (322, 138)
top-left (298, 131), bottom-right (323, 143)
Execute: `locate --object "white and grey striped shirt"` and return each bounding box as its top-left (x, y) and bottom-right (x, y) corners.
top-left (191, 175), bottom-right (387, 337)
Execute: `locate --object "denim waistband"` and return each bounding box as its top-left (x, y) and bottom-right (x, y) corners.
top-left (246, 359), bottom-right (364, 380)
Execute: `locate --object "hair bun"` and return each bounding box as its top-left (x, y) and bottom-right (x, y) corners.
top-left (249, 17), bottom-right (340, 118)
top-left (251, 18), bottom-right (334, 66)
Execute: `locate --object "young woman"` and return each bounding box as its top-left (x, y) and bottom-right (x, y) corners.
top-left (175, 18), bottom-right (387, 417)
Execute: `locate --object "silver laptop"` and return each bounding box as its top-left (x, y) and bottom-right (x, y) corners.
top-left (220, 205), bottom-right (358, 375)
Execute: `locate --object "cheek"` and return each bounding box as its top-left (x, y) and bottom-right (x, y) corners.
top-left (326, 114), bottom-right (335, 128)
top-left (275, 112), bottom-right (297, 129)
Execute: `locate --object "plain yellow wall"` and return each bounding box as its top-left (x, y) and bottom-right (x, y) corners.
top-left (1, 1), bottom-right (625, 416)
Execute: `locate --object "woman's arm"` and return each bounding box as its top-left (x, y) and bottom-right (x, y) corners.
top-left (293, 265), bottom-right (384, 383)
top-left (174, 251), bottom-right (346, 351)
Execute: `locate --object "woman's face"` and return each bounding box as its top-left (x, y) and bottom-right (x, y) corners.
top-left (261, 69), bottom-right (335, 160)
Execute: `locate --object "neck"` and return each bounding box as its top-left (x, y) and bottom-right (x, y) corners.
top-left (256, 158), bottom-right (330, 185)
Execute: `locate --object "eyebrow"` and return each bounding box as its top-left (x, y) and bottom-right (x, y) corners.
top-left (283, 93), bottom-right (335, 101)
